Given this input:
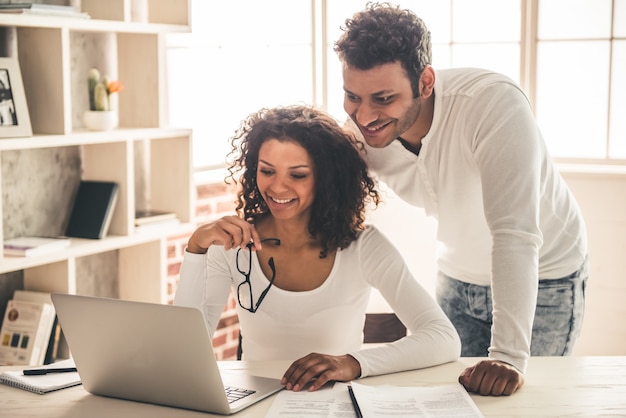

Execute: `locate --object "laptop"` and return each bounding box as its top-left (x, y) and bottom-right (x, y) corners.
top-left (51, 293), bottom-right (284, 415)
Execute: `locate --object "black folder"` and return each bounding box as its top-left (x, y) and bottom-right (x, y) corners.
top-left (65, 181), bottom-right (119, 239)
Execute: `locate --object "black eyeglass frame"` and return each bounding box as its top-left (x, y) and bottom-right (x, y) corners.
top-left (236, 238), bottom-right (280, 313)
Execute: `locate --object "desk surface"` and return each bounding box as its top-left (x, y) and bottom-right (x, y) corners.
top-left (2, 356), bottom-right (625, 417)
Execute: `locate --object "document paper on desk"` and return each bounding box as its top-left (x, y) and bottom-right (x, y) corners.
top-left (265, 382), bottom-right (358, 418)
top-left (350, 381), bottom-right (484, 417)
top-left (265, 381), bottom-right (484, 418)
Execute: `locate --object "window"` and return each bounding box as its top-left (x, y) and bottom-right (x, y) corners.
top-left (167, 0), bottom-right (626, 177)
top-left (167, 0), bottom-right (314, 174)
top-left (536, 0), bottom-right (625, 160)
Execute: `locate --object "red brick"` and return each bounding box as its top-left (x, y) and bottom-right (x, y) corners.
top-left (212, 333), bottom-right (226, 347)
top-left (222, 346), bottom-right (239, 361)
top-left (167, 261), bottom-right (181, 276)
top-left (216, 200), bottom-right (236, 214)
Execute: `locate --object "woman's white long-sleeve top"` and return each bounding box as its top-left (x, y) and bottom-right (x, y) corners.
top-left (174, 225), bottom-right (461, 378)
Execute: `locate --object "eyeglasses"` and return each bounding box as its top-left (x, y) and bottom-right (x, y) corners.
top-left (236, 238), bottom-right (280, 313)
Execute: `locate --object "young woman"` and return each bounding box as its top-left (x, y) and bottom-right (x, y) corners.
top-left (174, 105), bottom-right (460, 392)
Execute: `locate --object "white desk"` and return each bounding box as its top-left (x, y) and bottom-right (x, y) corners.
top-left (1, 356), bottom-right (625, 417)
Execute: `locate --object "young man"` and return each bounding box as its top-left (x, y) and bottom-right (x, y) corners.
top-left (334, 3), bottom-right (588, 396)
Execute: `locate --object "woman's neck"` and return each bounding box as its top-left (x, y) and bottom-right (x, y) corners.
top-left (256, 216), bottom-right (317, 250)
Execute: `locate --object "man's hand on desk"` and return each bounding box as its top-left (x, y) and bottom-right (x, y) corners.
top-left (281, 353), bottom-right (361, 392)
top-left (459, 359), bottom-right (524, 396)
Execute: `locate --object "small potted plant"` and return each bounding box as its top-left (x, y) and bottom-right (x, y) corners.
top-left (83, 68), bottom-right (123, 131)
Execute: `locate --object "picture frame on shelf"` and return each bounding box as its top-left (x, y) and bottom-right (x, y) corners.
top-left (0, 57), bottom-right (32, 138)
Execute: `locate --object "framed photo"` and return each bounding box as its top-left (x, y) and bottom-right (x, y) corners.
top-left (0, 57), bottom-right (32, 138)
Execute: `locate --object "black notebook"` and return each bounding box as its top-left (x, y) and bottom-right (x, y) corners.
top-left (65, 181), bottom-right (119, 239)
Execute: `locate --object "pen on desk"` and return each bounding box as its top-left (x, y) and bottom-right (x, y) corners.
top-left (23, 367), bottom-right (78, 376)
top-left (347, 385), bottom-right (363, 418)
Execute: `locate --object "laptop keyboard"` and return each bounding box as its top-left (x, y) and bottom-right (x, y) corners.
top-left (224, 385), bottom-right (256, 403)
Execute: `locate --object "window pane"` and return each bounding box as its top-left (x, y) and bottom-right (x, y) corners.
top-left (185, 46), bottom-right (313, 168)
top-left (406, 0), bottom-right (452, 45)
top-left (326, 0), bottom-right (369, 45)
top-left (326, 48), bottom-right (344, 122)
top-left (168, 0), bottom-right (313, 169)
top-left (609, 41), bottom-right (626, 158)
top-left (538, 0), bottom-right (612, 39)
top-left (197, 0), bottom-right (311, 45)
top-left (616, 0), bottom-right (626, 37)
top-left (326, 1), bottom-right (452, 45)
top-left (432, 44), bottom-right (452, 69)
top-left (536, 41), bottom-right (610, 158)
top-left (452, 0), bottom-right (520, 43)
top-left (451, 43), bottom-right (520, 83)
top-left (167, 47), bottom-right (195, 129)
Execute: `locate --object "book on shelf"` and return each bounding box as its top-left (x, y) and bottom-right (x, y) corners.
top-left (12, 291), bottom-right (60, 365)
top-left (0, 358), bottom-right (81, 394)
top-left (0, 294), bottom-right (56, 367)
top-left (134, 209), bottom-right (180, 233)
top-left (65, 181), bottom-right (119, 240)
top-left (134, 218), bottom-right (181, 234)
top-left (0, 3), bottom-right (90, 18)
top-left (135, 210), bottom-right (178, 226)
top-left (3, 236), bottom-right (70, 257)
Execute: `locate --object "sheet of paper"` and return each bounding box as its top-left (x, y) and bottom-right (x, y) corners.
top-left (349, 382), bottom-right (484, 417)
top-left (265, 382), bottom-right (357, 418)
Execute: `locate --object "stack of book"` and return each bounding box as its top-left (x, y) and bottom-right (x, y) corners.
top-left (3, 236), bottom-right (70, 257)
top-left (0, 3), bottom-right (90, 18)
top-left (134, 210), bottom-right (180, 233)
top-left (0, 291), bottom-right (59, 366)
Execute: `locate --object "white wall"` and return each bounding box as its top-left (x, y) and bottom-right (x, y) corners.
top-left (560, 169), bottom-right (626, 355)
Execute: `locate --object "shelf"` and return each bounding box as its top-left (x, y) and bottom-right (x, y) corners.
top-left (0, 222), bottom-right (195, 274)
top-left (0, 128), bottom-right (192, 151)
top-left (0, 14), bottom-right (190, 34)
top-left (0, 0), bottom-right (190, 32)
top-left (0, 0), bottom-right (193, 306)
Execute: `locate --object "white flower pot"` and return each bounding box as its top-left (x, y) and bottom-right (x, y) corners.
top-left (83, 110), bottom-right (118, 131)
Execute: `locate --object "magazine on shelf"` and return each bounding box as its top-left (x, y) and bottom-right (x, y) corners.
top-left (0, 298), bottom-right (55, 366)
top-left (12, 291), bottom-right (59, 365)
top-left (3, 236), bottom-right (70, 257)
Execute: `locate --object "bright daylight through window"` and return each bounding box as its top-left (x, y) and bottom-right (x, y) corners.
top-left (166, 0), bottom-right (626, 177)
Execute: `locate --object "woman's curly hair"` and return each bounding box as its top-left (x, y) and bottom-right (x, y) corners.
top-left (226, 105), bottom-right (380, 258)
top-left (334, 2), bottom-right (432, 99)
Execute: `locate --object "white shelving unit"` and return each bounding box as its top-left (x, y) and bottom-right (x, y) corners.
top-left (0, 0), bottom-right (193, 305)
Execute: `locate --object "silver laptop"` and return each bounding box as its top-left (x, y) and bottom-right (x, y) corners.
top-left (51, 293), bottom-right (284, 415)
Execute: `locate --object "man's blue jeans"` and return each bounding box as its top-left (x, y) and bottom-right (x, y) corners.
top-left (436, 258), bottom-right (588, 357)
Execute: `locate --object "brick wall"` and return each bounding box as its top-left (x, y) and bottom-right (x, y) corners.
top-left (166, 181), bottom-right (241, 360)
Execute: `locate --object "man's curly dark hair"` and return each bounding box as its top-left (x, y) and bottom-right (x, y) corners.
top-left (226, 105), bottom-right (380, 258)
top-left (334, 2), bottom-right (432, 99)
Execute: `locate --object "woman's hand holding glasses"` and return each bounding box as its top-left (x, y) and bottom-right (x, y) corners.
top-left (186, 215), bottom-right (263, 254)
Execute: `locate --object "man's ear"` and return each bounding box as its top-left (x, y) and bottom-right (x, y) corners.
top-left (419, 65), bottom-right (435, 98)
